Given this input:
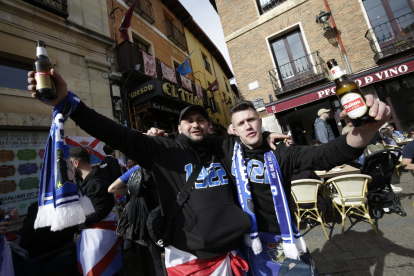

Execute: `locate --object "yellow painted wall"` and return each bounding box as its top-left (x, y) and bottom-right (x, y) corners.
top-left (185, 29), bottom-right (234, 128)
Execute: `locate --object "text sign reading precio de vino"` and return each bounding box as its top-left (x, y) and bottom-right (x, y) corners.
top-left (266, 60), bottom-right (414, 114)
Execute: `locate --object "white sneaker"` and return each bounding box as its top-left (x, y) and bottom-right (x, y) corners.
top-left (391, 184), bottom-right (403, 192)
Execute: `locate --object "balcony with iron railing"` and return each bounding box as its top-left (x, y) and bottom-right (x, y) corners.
top-left (124, 0), bottom-right (155, 24)
top-left (269, 51), bottom-right (326, 96)
top-left (23, 0), bottom-right (68, 18)
top-left (365, 12), bottom-right (414, 63)
top-left (164, 19), bottom-right (187, 51)
top-left (257, 0), bottom-right (288, 14)
top-left (204, 59), bottom-right (211, 74)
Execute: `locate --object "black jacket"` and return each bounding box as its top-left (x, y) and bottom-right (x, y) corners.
top-left (214, 134), bottom-right (363, 233)
top-left (100, 155), bottom-right (122, 184)
top-left (79, 165), bottom-right (114, 227)
top-left (70, 102), bottom-right (250, 259)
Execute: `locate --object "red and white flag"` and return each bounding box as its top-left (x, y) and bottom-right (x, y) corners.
top-left (208, 79), bottom-right (219, 92)
top-left (119, 0), bottom-right (137, 40)
top-left (65, 136), bottom-right (105, 164)
top-left (165, 246), bottom-right (248, 276)
top-left (77, 212), bottom-right (122, 276)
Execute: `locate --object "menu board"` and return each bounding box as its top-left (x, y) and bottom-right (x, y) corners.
top-left (0, 131), bottom-right (48, 215)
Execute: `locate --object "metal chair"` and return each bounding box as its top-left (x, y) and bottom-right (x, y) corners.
top-left (291, 179), bottom-right (329, 240)
top-left (384, 144), bottom-right (403, 177)
top-left (326, 174), bottom-right (378, 236)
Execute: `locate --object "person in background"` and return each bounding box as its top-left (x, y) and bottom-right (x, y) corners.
top-left (227, 123), bottom-right (236, 135)
top-left (100, 145), bottom-right (122, 184)
top-left (402, 140), bottom-right (414, 171)
top-left (380, 128), bottom-right (398, 146)
top-left (314, 108), bottom-right (335, 143)
top-left (69, 147), bottom-right (121, 276)
top-left (126, 159), bottom-right (136, 170)
top-left (386, 124), bottom-right (405, 140)
top-left (409, 125), bottom-right (414, 139)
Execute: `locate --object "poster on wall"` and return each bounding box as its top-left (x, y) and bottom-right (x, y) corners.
top-left (0, 131), bottom-right (48, 215)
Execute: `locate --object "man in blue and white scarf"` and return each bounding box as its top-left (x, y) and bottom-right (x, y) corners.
top-left (226, 100), bottom-right (391, 275)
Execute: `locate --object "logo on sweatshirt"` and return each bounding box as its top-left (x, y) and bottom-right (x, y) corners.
top-left (232, 159), bottom-right (270, 185)
top-left (184, 163), bottom-right (228, 189)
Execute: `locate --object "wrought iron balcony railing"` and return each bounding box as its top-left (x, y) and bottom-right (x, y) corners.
top-left (125, 0), bottom-right (155, 24)
top-left (365, 11), bottom-right (414, 63)
top-left (23, 0), bottom-right (68, 19)
top-left (269, 51), bottom-right (326, 96)
top-left (257, 0), bottom-right (288, 15)
top-left (204, 59), bottom-right (211, 74)
top-left (164, 19), bottom-right (187, 51)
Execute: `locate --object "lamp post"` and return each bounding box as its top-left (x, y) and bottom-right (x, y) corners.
top-left (315, 5), bottom-right (353, 74)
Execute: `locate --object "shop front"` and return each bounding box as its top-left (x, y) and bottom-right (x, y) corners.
top-left (266, 56), bottom-right (414, 145)
top-left (127, 78), bottom-right (205, 133)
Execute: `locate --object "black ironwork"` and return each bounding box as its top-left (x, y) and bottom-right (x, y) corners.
top-left (164, 19), bottom-right (187, 51)
top-left (365, 11), bottom-right (414, 63)
top-left (269, 51), bottom-right (326, 96)
top-left (125, 0), bottom-right (155, 24)
top-left (257, 0), bottom-right (288, 14)
top-left (204, 59), bottom-right (211, 74)
top-left (23, 0), bottom-right (68, 18)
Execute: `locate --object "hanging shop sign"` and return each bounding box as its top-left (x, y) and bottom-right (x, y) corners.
top-left (130, 79), bottom-right (203, 107)
top-left (266, 59), bottom-right (414, 114)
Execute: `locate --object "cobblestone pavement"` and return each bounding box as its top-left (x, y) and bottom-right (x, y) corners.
top-left (118, 170), bottom-right (414, 276)
top-left (306, 170), bottom-right (414, 276)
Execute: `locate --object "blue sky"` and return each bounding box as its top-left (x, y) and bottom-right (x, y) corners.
top-left (179, 0), bottom-right (234, 78)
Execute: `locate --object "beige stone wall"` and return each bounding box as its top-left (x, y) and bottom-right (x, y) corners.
top-left (0, 0), bottom-right (114, 136)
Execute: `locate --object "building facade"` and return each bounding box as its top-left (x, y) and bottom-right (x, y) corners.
top-left (109, 0), bottom-right (235, 135)
top-left (212, 0), bottom-right (414, 144)
top-left (0, 0), bottom-right (114, 214)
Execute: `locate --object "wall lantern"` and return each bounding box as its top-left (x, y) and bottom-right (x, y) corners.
top-left (315, 10), bottom-right (332, 31)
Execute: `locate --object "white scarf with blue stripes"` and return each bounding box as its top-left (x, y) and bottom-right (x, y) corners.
top-left (35, 91), bottom-right (95, 231)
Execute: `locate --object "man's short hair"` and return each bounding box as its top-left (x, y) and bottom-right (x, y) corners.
top-left (103, 145), bottom-right (114, 155)
top-left (309, 139), bottom-right (323, 146)
top-left (409, 125), bottom-right (414, 133)
top-left (386, 124), bottom-right (395, 129)
top-left (229, 101), bottom-right (256, 119)
top-left (69, 147), bottom-right (90, 164)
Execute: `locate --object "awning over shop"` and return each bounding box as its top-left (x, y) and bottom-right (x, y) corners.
top-left (266, 56), bottom-right (414, 114)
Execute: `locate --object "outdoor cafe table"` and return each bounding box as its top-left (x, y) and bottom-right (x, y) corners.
top-left (315, 164), bottom-right (361, 179)
top-left (397, 139), bottom-right (413, 146)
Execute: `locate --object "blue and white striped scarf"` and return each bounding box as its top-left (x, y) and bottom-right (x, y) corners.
top-left (35, 91), bottom-right (95, 231)
top-left (233, 142), bottom-right (306, 259)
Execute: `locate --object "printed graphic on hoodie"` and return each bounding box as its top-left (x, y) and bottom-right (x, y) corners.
top-left (185, 163), bottom-right (228, 189)
top-left (232, 159), bottom-right (270, 185)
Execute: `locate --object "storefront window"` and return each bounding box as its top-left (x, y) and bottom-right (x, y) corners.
top-left (0, 131), bottom-right (48, 215)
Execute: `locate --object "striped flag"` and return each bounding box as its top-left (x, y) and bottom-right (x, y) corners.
top-left (165, 246), bottom-right (248, 276)
top-left (65, 136), bottom-right (105, 164)
top-left (77, 212), bottom-right (122, 276)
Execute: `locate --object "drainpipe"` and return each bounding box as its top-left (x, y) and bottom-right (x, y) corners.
top-left (323, 0), bottom-right (352, 74)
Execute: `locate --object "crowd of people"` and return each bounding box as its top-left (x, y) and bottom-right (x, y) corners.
top-left (1, 67), bottom-right (412, 276)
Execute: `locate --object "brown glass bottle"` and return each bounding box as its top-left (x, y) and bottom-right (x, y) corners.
top-left (34, 40), bottom-right (56, 100)
top-left (327, 59), bottom-right (375, 127)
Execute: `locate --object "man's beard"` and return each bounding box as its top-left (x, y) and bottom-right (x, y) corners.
top-left (73, 167), bottom-right (81, 177)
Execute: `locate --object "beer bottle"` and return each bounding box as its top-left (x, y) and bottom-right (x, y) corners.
top-left (327, 59), bottom-right (375, 127)
top-left (34, 40), bottom-right (56, 100)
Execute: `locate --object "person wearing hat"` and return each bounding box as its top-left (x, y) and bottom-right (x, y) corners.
top-left (27, 69), bottom-right (261, 275)
top-left (314, 108), bottom-right (335, 143)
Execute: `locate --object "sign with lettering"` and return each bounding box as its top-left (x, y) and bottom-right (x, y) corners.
top-left (130, 78), bottom-right (204, 107)
top-left (0, 131), bottom-right (47, 214)
top-left (0, 165), bottom-right (16, 178)
top-left (17, 149), bottom-right (37, 161)
top-left (147, 101), bottom-right (180, 115)
top-left (18, 163), bottom-right (38, 175)
top-left (0, 150), bottom-right (15, 163)
top-left (266, 60), bottom-right (414, 114)
top-left (0, 180), bottom-right (17, 194)
top-left (19, 177), bottom-right (39, 190)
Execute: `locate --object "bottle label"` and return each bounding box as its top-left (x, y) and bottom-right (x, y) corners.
top-left (341, 92), bottom-right (368, 119)
top-left (35, 72), bottom-right (51, 90)
top-left (330, 66), bottom-right (346, 80)
top-left (36, 47), bottom-right (48, 57)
